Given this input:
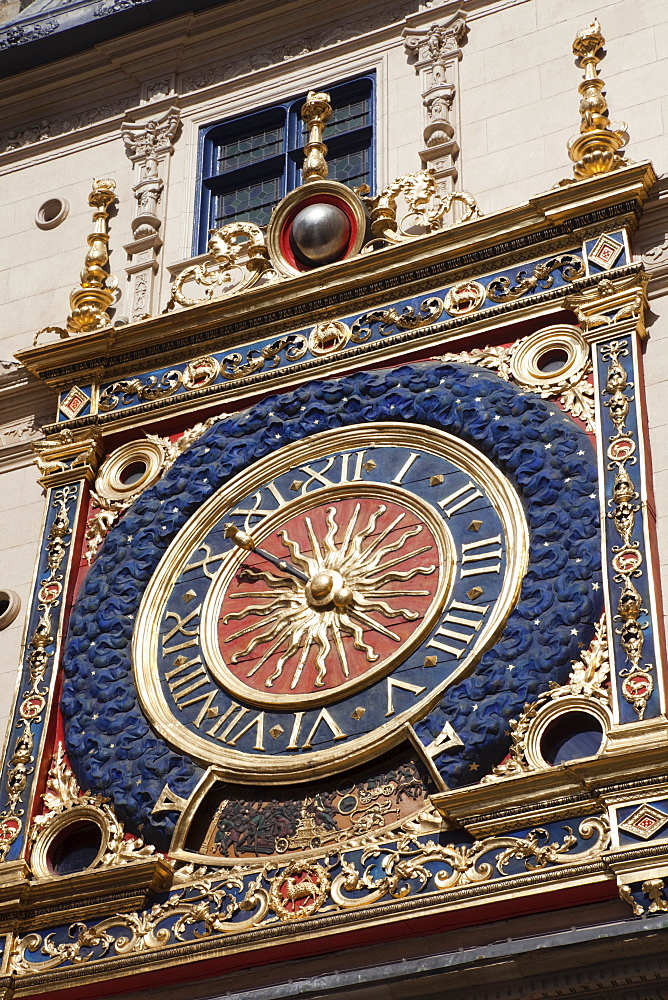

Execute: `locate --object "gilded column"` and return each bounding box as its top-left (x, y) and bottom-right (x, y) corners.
top-left (0, 431), bottom-right (103, 878)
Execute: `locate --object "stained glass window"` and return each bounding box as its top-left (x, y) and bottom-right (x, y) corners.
top-left (196, 76), bottom-right (374, 253)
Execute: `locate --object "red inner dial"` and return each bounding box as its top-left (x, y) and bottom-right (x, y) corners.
top-left (217, 496), bottom-right (441, 699)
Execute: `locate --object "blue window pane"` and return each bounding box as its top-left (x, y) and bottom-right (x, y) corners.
top-left (328, 148), bottom-right (369, 189)
top-left (214, 176), bottom-right (282, 227)
top-left (304, 96), bottom-right (370, 140)
top-left (216, 127), bottom-right (284, 172)
top-left (198, 75), bottom-right (374, 252)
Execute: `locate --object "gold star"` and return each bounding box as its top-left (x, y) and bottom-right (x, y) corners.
top-left (469, 761), bottom-right (480, 771)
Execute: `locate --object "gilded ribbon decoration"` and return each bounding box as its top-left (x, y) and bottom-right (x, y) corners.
top-left (9, 814), bottom-right (609, 973)
top-left (600, 339), bottom-right (653, 719)
top-left (0, 485), bottom-right (78, 860)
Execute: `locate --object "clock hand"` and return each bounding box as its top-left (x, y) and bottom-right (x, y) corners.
top-left (224, 523), bottom-right (310, 583)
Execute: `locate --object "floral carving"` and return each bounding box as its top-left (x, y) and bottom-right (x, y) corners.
top-left (11, 814), bottom-right (609, 972)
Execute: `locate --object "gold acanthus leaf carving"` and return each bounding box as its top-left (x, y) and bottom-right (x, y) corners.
top-left (30, 744), bottom-right (157, 868)
top-left (439, 340), bottom-right (596, 433)
top-left (359, 169), bottom-right (481, 246)
top-left (485, 615), bottom-right (610, 781)
top-left (84, 417), bottom-right (220, 563)
top-left (11, 816), bottom-right (610, 974)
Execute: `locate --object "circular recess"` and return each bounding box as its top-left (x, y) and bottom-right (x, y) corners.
top-left (31, 806), bottom-right (110, 879)
top-left (539, 710), bottom-right (605, 765)
top-left (0, 589), bottom-right (20, 630)
top-left (95, 439), bottom-right (165, 502)
top-left (510, 325), bottom-right (589, 388)
top-left (47, 820), bottom-right (103, 876)
top-left (35, 197), bottom-right (69, 231)
top-left (536, 348), bottom-right (570, 374)
top-left (119, 460), bottom-right (148, 486)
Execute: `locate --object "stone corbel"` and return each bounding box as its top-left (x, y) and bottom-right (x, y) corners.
top-left (403, 11), bottom-right (467, 210)
top-left (121, 106), bottom-right (181, 321)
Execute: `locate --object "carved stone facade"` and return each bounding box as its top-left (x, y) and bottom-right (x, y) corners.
top-left (403, 10), bottom-right (467, 211)
top-left (122, 107), bottom-right (181, 321)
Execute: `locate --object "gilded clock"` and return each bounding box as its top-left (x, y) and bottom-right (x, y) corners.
top-left (62, 361), bottom-right (602, 847)
top-left (133, 424), bottom-right (528, 782)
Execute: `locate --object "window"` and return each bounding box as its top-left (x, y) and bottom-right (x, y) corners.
top-left (195, 75), bottom-right (374, 253)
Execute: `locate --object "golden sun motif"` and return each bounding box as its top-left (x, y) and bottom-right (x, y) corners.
top-left (220, 503), bottom-right (437, 693)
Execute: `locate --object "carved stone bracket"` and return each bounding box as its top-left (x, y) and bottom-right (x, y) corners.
top-left (122, 106), bottom-right (181, 321)
top-left (403, 11), bottom-right (467, 215)
top-left (31, 428), bottom-right (103, 488)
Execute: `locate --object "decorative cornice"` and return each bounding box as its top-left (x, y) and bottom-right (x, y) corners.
top-left (180, 0), bottom-right (417, 93)
top-left (16, 162), bottom-right (656, 395)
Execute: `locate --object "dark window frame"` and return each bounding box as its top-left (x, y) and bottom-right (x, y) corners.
top-left (194, 73), bottom-right (375, 255)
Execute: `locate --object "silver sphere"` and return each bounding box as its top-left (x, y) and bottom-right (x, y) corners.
top-left (290, 202), bottom-right (351, 265)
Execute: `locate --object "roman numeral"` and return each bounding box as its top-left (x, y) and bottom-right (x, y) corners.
top-left (298, 451), bottom-right (368, 493)
top-left (206, 702), bottom-right (265, 750)
top-left (437, 481), bottom-right (483, 518)
top-left (386, 677), bottom-right (426, 717)
top-left (392, 451), bottom-right (420, 485)
top-left (460, 535), bottom-right (502, 577)
top-left (161, 606), bottom-right (201, 655)
top-left (427, 599), bottom-right (489, 658)
top-left (230, 482), bottom-right (287, 532)
top-left (285, 709), bottom-right (347, 748)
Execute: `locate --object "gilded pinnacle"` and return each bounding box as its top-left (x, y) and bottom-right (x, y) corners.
top-left (567, 20), bottom-right (628, 180)
top-left (66, 178), bottom-right (118, 334)
top-left (300, 90), bottom-right (332, 183)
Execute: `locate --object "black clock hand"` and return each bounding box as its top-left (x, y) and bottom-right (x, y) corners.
top-left (224, 523), bottom-right (310, 583)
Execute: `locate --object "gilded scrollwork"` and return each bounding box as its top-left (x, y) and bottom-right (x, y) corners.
top-left (98, 370), bottom-right (182, 411)
top-left (10, 814), bottom-right (609, 972)
top-left (359, 169), bottom-right (480, 246)
top-left (619, 878), bottom-right (668, 916)
top-left (486, 255), bottom-right (585, 302)
top-left (98, 336), bottom-right (307, 412)
top-left (166, 222), bottom-right (280, 310)
top-left (350, 297), bottom-right (444, 343)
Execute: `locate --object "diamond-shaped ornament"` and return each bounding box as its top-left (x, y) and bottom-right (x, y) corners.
top-left (59, 385), bottom-right (88, 419)
top-left (619, 803), bottom-right (668, 840)
top-left (588, 233), bottom-right (624, 271)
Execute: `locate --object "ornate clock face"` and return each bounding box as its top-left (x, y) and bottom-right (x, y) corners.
top-left (134, 423), bottom-right (528, 782)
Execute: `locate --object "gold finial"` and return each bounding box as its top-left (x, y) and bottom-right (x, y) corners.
top-left (300, 91), bottom-right (332, 183)
top-left (67, 179), bottom-right (118, 333)
top-left (567, 19), bottom-right (628, 180)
